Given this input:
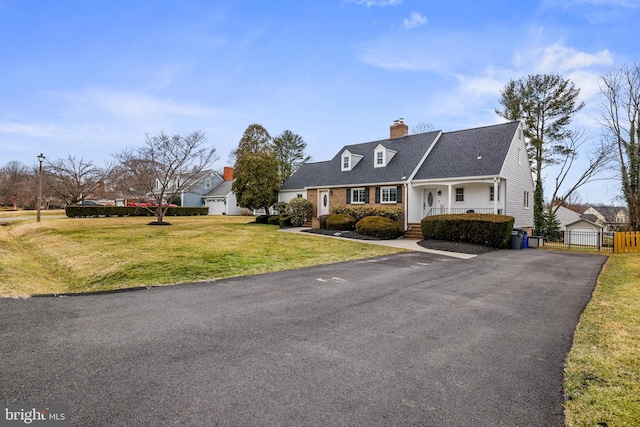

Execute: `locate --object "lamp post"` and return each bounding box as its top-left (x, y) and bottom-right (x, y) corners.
top-left (36, 153), bottom-right (45, 223)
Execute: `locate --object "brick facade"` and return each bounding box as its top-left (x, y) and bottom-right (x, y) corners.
top-left (307, 186), bottom-right (406, 229)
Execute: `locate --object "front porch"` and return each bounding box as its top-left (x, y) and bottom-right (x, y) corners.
top-left (424, 207), bottom-right (501, 216)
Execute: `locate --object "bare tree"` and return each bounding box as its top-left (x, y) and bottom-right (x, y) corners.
top-left (600, 64), bottom-right (640, 230)
top-left (547, 130), bottom-right (614, 218)
top-left (45, 156), bottom-right (114, 205)
top-left (411, 122), bottom-right (434, 134)
top-left (0, 160), bottom-right (34, 208)
top-left (114, 130), bottom-right (217, 224)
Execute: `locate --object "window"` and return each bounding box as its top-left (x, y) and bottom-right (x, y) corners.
top-left (376, 151), bottom-right (384, 166)
top-left (524, 191), bottom-right (530, 208)
top-left (455, 188), bottom-right (464, 202)
top-left (296, 194), bottom-right (303, 198)
top-left (343, 156), bottom-right (350, 170)
top-left (352, 188), bottom-right (366, 204)
top-left (489, 185), bottom-right (500, 202)
top-left (205, 178), bottom-right (212, 189)
top-left (381, 186), bottom-right (397, 203)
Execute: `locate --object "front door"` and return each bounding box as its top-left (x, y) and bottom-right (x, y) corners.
top-left (423, 188), bottom-right (436, 218)
top-left (319, 190), bottom-right (330, 216)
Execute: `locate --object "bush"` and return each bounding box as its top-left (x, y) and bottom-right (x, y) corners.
top-left (330, 205), bottom-right (402, 222)
top-left (287, 198), bottom-right (313, 226)
top-left (255, 214), bottom-right (270, 224)
top-left (267, 215), bottom-right (281, 225)
top-left (421, 214), bottom-right (514, 248)
top-left (279, 215), bottom-right (290, 228)
top-left (356, 216), bottom-right (403, 239)
top-left (326, 214), bottom-right (356, 231)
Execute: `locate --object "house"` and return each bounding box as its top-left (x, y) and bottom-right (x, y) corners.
top-left (279, 119), bottom-right (534, 231)
top-left (159, 169), bottom-right (223, 207)
top-left (552, 205), bottom-right (604, 246)
top-left (203, 167), bottom-right (244, 215)
top-left (583, 205), bottom-right (629, 231)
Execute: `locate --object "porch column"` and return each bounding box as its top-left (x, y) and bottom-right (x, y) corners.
top-left (493, 177), bottom-right (498, 214)
top-left (447, 183), bottom-right (452, 214)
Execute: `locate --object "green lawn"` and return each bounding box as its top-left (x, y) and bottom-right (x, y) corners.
top-left (0, 215), bottom-right (404, 297)
top-left (564, 254), bottom-right (640, 426)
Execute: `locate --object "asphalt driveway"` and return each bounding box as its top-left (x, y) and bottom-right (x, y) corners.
top-left (0, 249), bottom-right (606, 426)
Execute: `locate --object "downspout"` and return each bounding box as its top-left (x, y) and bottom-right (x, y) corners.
top-left (493, 177), bottom-right (499, 214)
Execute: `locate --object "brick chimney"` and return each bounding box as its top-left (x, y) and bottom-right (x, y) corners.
top-left (223, 166), bottom-right (234, 181)
top-left (390, 118), bottom-right (408, 139)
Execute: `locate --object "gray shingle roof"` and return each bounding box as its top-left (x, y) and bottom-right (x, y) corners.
top-left (205, 180), bottom-right (233, 197)
top-left (281, 131), bottom-right (439, 189)
top-left (413, 121), bottom-right (520, 180)
top-left (280, 122), bottom-right (520, 189)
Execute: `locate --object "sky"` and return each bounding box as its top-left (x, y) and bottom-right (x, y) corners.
top-left (1, 0), bottom-right (639, 204)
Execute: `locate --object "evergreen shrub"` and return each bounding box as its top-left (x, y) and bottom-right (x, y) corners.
top-left (421, 213), bottom-right (514, 248)
top-left (326, 214), bottom-right (356, 231)
top-left (356, 216), bottom-right (403, 239)
top-left (255, 215), bottom-right (270, 224)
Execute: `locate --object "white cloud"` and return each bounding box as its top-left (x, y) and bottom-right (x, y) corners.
top-left (403, 12), bottom-right (427, 29)
top-left (530, 44), bottom-right (613, 74)
top-left (345, 0), bottom-right (403, 7)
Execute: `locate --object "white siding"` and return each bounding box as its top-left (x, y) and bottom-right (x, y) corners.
top-left (499, 123), bottom-right (535, 228)
top-left (279, 189), bottom-right (306, 203)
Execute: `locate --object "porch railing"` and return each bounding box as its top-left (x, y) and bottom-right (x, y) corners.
top-left (425, 208), bottom-right (500, 216)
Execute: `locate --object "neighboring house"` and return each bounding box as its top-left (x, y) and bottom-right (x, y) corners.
top-left (552, 205), bottom-right (604, 246)
top-left (279, 119), bottom-right (534, 230)
top-left (158, 169), bottom-right (223, 207)
top-left (583, 205), bottom-right (629, 231)
top-left (203, 179), bottom-right (243, 215)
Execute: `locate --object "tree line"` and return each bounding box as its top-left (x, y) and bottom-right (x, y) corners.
top-left (0, 126), bottom-right (309, 224)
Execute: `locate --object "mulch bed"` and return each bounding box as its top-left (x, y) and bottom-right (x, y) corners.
top-left (301, 228), bottom-right (498, 255)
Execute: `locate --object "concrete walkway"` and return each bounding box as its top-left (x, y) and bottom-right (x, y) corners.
top-left (278, 227), bottom-right (476, 259)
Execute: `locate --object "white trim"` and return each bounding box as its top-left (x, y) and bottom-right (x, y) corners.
top-left (407, 131), bottom-right (442, 182)
top-left (351, 187), bottom-right (366, 204)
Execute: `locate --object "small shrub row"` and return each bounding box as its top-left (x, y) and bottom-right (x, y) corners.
top-left (65, 206), bottom-right (208, 218)
top-left (326, 213), bottom-right (402, 239)
top-left (421, 213), bottom-right (514, 248)
top-left (330, 205), bottom-right (402, 222)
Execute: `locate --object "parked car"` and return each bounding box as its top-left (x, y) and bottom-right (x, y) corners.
top-left (77, 200), bottom-right (104, 206)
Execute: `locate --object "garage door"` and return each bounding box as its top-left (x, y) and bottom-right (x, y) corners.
top-left (568, 227), bottom-right (599, 247)
top-left (206, 199), bottom-right (225, 215)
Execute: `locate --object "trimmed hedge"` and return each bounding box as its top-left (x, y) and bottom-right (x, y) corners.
top-left (267, 215), bottom-right (281, 225)
top-left (255, 215), bottom-right (270, 224)
top-left (356, 216), bottom-right (403, 239)
top-left (326, 214), bottom-right (356, 231)
top-left (330, 205), bottom-right (402, 222)
top-left (279, 215), bottom-right (290, 228)
top-left (421, 213), bottom-right (514, 249)
top-left (65, 206), bottom-right (208, 218)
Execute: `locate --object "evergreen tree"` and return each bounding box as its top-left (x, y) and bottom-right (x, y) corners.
top-left (232, 124), bottom-right (280, 215)
top-left (271, 130), bottom-right (310, 184)
top-left (496, 74), bottom-right (585, 231)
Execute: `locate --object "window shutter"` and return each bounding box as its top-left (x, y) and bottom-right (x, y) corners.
top-left (375, 187), bottom-right (380, 203)
top-left (364, 187), bottom-right (370, 203)
top-left (397, 186), bottom-right (402, 203)
top-left (346, 189), bottom-right (351, 204)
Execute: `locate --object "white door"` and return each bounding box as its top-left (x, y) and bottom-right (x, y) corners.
top-left (422, 188), bottom-right (436, 218)
top-left (319, 190), bottom-right (330, 216)
top-left (206, 199), bottom-right (225, 215)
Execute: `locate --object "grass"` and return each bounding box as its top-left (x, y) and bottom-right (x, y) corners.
top-left (564, 254), bottom-right (640, 426)
top-left (0, 215), bottom-right (404, 297)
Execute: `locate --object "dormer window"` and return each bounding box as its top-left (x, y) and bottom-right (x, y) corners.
top-left (341, 149), bottom-right (363, 171)
top-left (343, 155), bottom-right (350, 170)
top-left (374, 144), bottom-right (397, 168)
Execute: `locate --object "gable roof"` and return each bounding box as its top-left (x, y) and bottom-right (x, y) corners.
top-left (413, 122), bottom-right (520, 180)
top-left (281, 131), bottom-right (440, 190)
top-left (280, 121), bottom-right (520, 190)
top-left (204, 180), bottom-right (233, 197)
